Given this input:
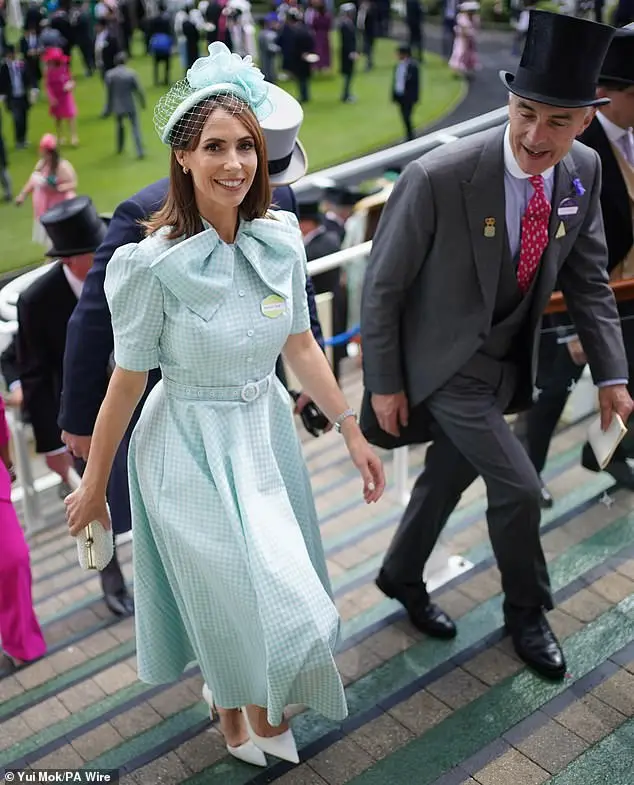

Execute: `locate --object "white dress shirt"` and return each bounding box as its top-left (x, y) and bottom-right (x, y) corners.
top-left (503, 125), bottom-right (554, 260)
top-left (597, 110), bottom-right (634, 168)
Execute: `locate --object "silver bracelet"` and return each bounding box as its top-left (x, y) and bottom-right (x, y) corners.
top-left (334, 408), bottom-right (357, 433)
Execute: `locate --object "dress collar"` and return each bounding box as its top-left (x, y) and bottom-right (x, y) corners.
top-left (149, 214), bottom-right (302, 321)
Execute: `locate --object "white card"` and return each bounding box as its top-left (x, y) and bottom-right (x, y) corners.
top-left (587, 413), bottom-right (628, 470)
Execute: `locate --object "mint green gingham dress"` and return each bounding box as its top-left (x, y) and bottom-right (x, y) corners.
top-left (104, 211), bottom-right (348, 725)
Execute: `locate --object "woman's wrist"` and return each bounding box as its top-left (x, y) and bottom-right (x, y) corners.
top-left (340, 415), bottom-right (364, 445)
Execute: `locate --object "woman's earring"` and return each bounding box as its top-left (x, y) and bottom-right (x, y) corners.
top-left (183, 166), bottom-right (189, 175)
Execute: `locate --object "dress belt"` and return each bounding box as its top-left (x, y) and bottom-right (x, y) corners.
top-left (162, 372), bottom-right (275, 402)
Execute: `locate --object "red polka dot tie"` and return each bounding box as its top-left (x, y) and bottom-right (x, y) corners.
top-left (517, 175), bottom-right (551, 293)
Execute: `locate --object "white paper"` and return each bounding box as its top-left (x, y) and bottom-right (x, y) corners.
top-left (587, 413), bottom-right (627, 470)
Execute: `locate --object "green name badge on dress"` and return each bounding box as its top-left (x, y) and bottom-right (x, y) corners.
top-left (261, 294), bottom-right (287, 319)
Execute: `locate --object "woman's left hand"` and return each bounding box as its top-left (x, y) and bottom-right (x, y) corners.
top-left (65, 486), bottom-right (111, 537)
top-left (347, 435), bottom-right (385, 504)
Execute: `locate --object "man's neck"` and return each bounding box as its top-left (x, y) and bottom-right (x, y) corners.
top-left (598, 107), bottom-right (629, 133)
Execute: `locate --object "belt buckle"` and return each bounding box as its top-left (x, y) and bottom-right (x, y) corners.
top-left (241, 382), bottom-right (259, 402)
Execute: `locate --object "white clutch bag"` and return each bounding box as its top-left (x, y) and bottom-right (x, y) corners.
top-left (67, 468), bottom-right (114, 571)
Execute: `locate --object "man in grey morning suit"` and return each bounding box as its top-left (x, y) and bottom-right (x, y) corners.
top-left (361, 11), bottom-right (634, 680)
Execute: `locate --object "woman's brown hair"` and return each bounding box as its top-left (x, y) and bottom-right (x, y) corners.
top-left (144, 93), bottom-right (272, 239)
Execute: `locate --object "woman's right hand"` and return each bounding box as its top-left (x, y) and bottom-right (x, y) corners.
top-left (65, 485), bottom-right (111, 537)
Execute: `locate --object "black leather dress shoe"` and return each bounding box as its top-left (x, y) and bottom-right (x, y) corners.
top-left (376, 569), bottom-right (457, 638)
top-left (104, 592), bottom-right (135, 617)
top-left (539, 486), bottom-right (554, 509)
top-left (581, 445), bottom-right (634, 490)
top-left (504, 604), bottom-right (566, 679)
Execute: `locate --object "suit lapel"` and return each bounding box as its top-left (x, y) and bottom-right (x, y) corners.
top-left (461, 126), bottom-right (507, 315)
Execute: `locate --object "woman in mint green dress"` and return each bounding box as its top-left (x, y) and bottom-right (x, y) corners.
top-left (65, 43), bottom-right (385, 768)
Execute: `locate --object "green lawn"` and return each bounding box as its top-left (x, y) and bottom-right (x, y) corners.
top-left (0, 35), bottom-right (464, 273)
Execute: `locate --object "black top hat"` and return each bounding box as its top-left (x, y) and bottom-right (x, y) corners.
top-left (323, 186), bottom-right (364, 207)
top-left (40, 196), bottom-right (108, 257)
top-left (599, 27), bottom-right (634, 86)
top-left (499, 10), bottom-right (615, 108)
top-left (297, 198), bottom-right (322, 221)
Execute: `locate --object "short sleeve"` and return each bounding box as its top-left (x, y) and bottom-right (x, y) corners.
top-left (104, 242), bottom-right (164, 371)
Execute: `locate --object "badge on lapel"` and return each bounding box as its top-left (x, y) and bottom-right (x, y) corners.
top-left (555, 221), bottom-right (566, 239)
top-left (557, 197), bottom-right (578, 217)
top-left (483, 217), bottom-right (496, 238)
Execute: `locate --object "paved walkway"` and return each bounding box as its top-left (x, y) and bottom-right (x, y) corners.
top-left (1, 360), bottom-right (633, 784)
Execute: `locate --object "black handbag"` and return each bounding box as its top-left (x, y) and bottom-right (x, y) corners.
top-left (359, 389), bottom-right (432, 449)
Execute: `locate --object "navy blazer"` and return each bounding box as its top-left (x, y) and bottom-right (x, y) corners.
top-left (59, 178), bottom-right (324, 435)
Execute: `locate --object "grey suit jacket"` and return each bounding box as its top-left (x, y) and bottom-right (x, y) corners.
top-left (105, 65), bottom-right (145, 116)
top-left (361, 124), bottom-right (627, 412)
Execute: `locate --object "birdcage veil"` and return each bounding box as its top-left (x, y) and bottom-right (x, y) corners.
top-left (154, 42), bottom-right (274, 146)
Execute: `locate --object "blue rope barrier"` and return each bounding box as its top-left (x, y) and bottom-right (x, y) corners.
top-left (324, 324), bottom-right (360, 347)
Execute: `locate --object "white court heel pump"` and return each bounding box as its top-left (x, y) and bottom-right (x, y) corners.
top-left (243, 710), bottom-right (300, 765)
top-left (201, 684), bottom-right (267, 768)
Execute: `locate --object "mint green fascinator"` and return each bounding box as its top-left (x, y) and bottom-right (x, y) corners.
top-left (154, 42), bottom-right (274, 145)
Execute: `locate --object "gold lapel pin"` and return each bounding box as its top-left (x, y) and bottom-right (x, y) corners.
top-left (555, 221), bottom-right (566, 239)
top-left (483, 217), bottom-right (496, 238)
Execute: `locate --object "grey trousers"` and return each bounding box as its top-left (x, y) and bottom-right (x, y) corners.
top-left (115, 112), bottom-right (144, 157)
top-left (382, 356), bottom-right (553, 610)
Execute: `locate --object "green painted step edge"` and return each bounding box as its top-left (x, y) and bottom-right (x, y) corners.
top-left (347, 597), bottom-right (634, 785)
top-left (0, 679), bottom-right (150, 768)
top-left (0, 639), bottom-right (136, 722)
top-left (546, 716), bottom-right (634, 785)
top-left (83, 703), bottom-right (211, 771)
top-left (331, 470), bottom-right (612, 595)
top-left (84, 509), bottom-right (634, 783)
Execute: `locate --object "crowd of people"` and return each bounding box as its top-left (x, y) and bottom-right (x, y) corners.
top-left (1, 0), bottom-right (634, 772)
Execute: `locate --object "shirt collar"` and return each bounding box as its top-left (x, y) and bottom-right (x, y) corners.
top-left (62, 263), bottom-right (84, 299)
top-left (596, 110), bottom-right (631, 144)
top-left (503, 124), bottom-right (555, 182)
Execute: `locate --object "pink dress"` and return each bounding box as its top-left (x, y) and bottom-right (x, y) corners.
top-left (449, 13), bottom-right (480, 75)
top-left (46, 63), bottom-right (77, 120)
top-left (24, 160), bottom-right (77, 247)
top-left (0, 398), bottom-right (47, 663)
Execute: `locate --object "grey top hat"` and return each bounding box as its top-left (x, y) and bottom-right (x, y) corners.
top-left (261, 83), bottom-right (307, 186)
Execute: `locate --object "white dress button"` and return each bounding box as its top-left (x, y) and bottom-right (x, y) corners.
top-left (238, 290), bottom-right (245, 297)
top-left (247, 329), bottom-right (254, 337)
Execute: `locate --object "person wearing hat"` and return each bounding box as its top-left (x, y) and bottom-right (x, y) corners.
top-left (64, 43), bottom-right (385, 767)
top-left (15, 196), bottom-right (134, 619)
top-left (392, 44), bottom-right (419, 142)
top-left (361, 11), bottom-right (632, 681)
top-left (515, 25), bottom-right (634, 502)
top-left (321, 183), bottom-right (365, 242)
top-left (448, 1), bottom-right (480, 78)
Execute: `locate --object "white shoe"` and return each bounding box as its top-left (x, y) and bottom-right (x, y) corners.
top-left (243, 709), bottom-right (300, 764)
top-left (201, 684), bottom-right (267, 767)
